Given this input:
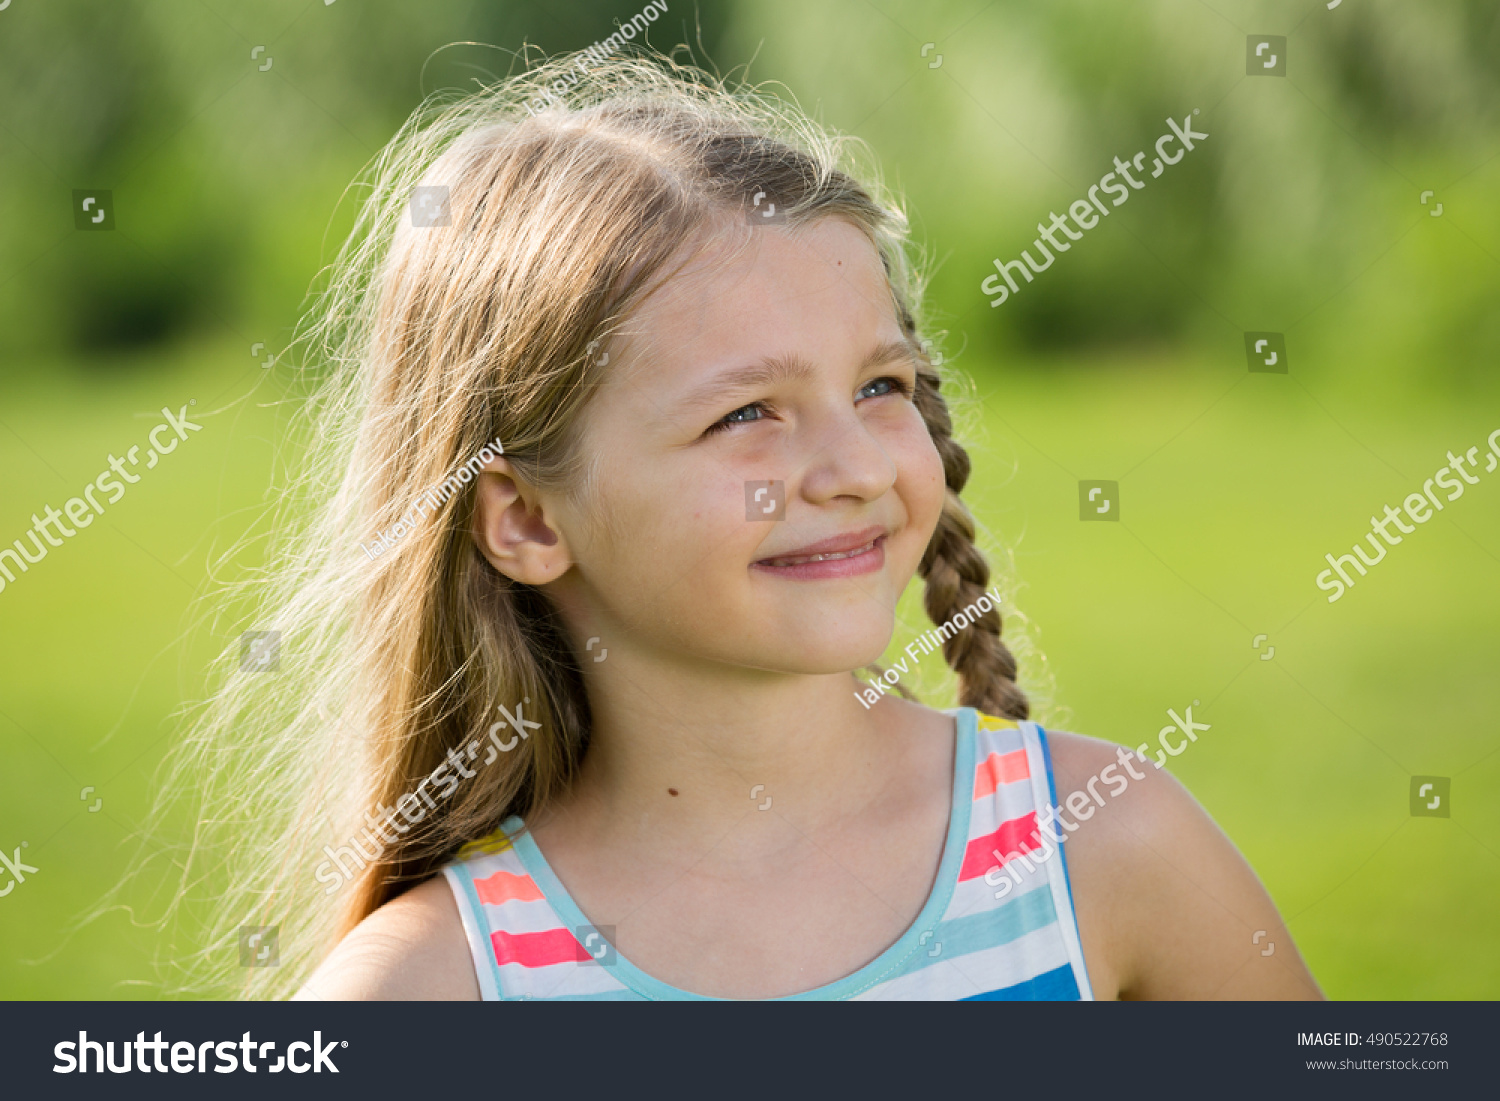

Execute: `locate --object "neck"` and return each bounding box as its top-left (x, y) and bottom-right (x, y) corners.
top-left (541, 649), bottom-right (924, 849)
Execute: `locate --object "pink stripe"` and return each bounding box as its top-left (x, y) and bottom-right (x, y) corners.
top-left (958, 811), bottom-right (1040, 882)
top-left (491, 926), bottom-right (588, 968)
top-left (973, 748), bottom-right (1030, 800)
top-left (475, 869), bottom-right (545, 906)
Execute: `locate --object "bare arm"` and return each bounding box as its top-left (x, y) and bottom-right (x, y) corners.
top-left (1047, 730), bottom-right (1323, 1000)
top-left (295, 876), bottom-right (481, 1001)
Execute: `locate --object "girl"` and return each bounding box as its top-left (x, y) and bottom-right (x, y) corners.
top-left (189, 51), bottom-right (1320, 1000)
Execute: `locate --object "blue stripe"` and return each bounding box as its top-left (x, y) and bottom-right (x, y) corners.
top-left (882, 884), bottom-right (1059, 982)
top-left (960, 962), bottom-right (1081, 1001)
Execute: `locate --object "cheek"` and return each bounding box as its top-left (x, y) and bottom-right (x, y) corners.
top-left (895, 421), bottom-right (949, 538)
top-left (573, 449), bottom-right (750, 582)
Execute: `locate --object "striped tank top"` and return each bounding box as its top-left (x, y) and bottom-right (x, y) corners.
top-left (439, 707), bottom-right (1094, 1000)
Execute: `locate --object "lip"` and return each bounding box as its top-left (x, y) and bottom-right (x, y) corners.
top-left (752, 525), bottom-right (888, 580)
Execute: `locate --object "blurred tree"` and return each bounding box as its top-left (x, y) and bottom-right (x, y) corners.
top-left (0, 0), bottom-right (733, 366)
top-left (0, 0), bottom-right (1494, 395)
top-left (720, 0), bottom-right (1500, 393)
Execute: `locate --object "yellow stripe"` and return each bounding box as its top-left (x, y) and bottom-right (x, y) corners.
top-left (455, 827), bottom-right (513, 859)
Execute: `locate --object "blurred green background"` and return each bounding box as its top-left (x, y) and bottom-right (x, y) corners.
top-left (1, 0), bottom-right (1496, 999)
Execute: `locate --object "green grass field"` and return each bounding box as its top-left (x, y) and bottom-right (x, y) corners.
top-left (1, 336), bottom-right (1496, 998)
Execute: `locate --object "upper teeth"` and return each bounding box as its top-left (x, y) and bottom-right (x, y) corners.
top-left (768, 540), bottom-right (876, 567)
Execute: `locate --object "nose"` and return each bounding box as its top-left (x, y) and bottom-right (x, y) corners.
top-left (796, 401), bottom-right (898, 506)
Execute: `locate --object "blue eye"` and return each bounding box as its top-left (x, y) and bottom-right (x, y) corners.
top-left (858, 376), bottom-right (914, 401)
top-left (703, 375), bottom-right (913, 438)
top-left (705, 401), bottom-right (769, 436)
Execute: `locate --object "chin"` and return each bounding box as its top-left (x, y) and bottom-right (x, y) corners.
top-left (742, 615), bottom-right (895, 677)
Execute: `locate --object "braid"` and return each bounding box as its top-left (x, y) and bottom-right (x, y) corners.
top-left (910, 354), bottom-right (1030, 721)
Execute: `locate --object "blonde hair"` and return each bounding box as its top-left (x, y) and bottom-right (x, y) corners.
top-left (156, 47), bottom-right (1030, 998)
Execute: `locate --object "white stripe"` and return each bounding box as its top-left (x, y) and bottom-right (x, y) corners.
top-left (853, 925), bottom-right (1074, 1000)
top-left (942, 858), bottom-right (1054, 921)
top-left (974, 723), bottom-right (1027, 757)
top-left (501, 957), bottom-right (635, 999)
top-left (478, 895), bottom-right (571, 935)
top-left (966, 781), bottom-right (1044, 837)
top-left (459, 847), bottom-right (527, 879)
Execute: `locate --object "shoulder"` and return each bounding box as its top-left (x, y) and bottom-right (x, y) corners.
top-left (295, 874), bottom-right (480, 1001)
top-left (1042, 726), bottom-right (1190, 834)
top-left (1040, 725), bottom-right (1251, 868)
top-left (1034, 725), bottom-right (1323, 1000)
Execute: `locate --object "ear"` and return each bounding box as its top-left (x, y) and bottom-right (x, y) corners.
top-left (470, 456), bottom-right (573, 585)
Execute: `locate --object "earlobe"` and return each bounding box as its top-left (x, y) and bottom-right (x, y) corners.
top-left (470, 457), bottom-right (573, 585)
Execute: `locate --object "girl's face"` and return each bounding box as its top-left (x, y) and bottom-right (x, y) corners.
top-left (552, 216), bottom-right (947, 676)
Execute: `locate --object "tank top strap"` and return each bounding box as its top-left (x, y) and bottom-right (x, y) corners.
top-left (917, 708), bottom-right (1094, 1000)
top-left (441, 821), bottom-right (641, 1000)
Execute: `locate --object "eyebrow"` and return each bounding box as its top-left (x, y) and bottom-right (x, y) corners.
top-left (675, 337), bottom-right (921, 415)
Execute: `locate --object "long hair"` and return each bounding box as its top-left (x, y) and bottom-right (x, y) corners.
top-left (154, 47), bottom-right (1031, 999)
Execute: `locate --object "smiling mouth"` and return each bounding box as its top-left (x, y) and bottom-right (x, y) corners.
top-left (757, 538), bottom-right (880, 568)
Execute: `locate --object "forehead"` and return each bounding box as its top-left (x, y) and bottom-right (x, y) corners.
top-left (608, 216), bottom-right (902, 395)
